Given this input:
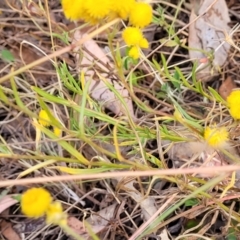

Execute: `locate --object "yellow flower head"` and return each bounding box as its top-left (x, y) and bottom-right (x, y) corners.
top-left (21, 188), bottom-right (52, 218)
top-left (122, 27), bottom-right (143, 46)
top-left (204, 125), bottom-right (229, 149)
top-left (226, 90), bottom-right (240, 120)
top-left (53, 126), bottom-right (62, 137)
top-left (129, 2), bottom-right (152, 28)
top-left (39, 109), bottom-right (51, 127)
top-left (61, 0), bottom-right (84, 20)
top-left (139, 37), bottom-right (149, 49)
top-left (112, 0), bottom-right (136, 19)
top-left (84, 0), bottom-right (112, 20)
top-left (46, 201), bottom-right (67, 226)
top-left (129, 46), bottom-right (140, 59)
top-left (80, 11), bottom-right (99, 25)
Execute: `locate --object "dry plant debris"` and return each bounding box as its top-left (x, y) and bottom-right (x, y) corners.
top-left (1, 0), bottom-right (240, 239)
top-left (72, 29), bottom-right (134, 116)
top-left (189, 0), bottom-right (231, 81)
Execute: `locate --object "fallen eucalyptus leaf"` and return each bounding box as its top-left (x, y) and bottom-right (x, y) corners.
top-left (189, 0), bottom-right (230, 81)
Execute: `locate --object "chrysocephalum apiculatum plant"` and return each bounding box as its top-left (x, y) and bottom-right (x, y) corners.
top-left (21, 187), bottom-right (81, 240)
top-left (61, 0), bottom-right (153, 59)
top-left (203, 125), bottom-right (229, 149)
top-left (20, 1), bottom-right (154, 238)
top-left (226, 90), bottom-right (240, 120)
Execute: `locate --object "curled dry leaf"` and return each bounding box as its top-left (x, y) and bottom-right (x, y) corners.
top-left (72, 30), bottom-right (134, 117)
top-left (189, 0), bottom-right (230, 81)
top-left (218, 76), bottom-right (237, 100)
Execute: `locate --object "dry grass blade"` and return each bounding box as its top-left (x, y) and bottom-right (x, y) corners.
top-left (1, 0), bottom-right (240, 239)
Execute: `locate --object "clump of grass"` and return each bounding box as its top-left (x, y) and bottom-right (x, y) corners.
top-left (1, 0), bottom-right (240, 239)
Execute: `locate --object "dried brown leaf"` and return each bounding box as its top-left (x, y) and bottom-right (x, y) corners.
top-left (0, 220), bottom-right (21, 240)
top-left (218, 76), bottom-right (237, 100)
top-left (189, 0), bottom-right (230, 81)
top-left (72, 30), bottom-right (134, 116)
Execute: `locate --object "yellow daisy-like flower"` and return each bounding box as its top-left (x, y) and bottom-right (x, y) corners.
top-left (122, 27), bottom-right (143, 46)
top-left (53, 126), bottom-right (62, 137)
top-left (129, 46), bottom-right (140, 59)
top-left (139, 37), bottom-right (149, 49)
top-left (112, 0), bottom-right (136, 19)
top-left (129, 2), bottom-right (152, 28)
top-left (61, 0), bottom-right (84, 20)
top-left (46, 201), bottom-right (67, 226)
top-left (21, 188), bottom-right (52, 218)
top-left (38, 109), bottom-right (51, 127)
top-left (226, 90), bottom-right (240, 120)
top-left (204, 125), bottom-right (229, 149)
top-left (80, 11), bottom-right (99, 25)
top-left (84, 0), bottom-right (113, 20)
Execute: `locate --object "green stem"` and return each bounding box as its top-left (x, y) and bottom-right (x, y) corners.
top-left (221, 148), bottom-right (240, 164)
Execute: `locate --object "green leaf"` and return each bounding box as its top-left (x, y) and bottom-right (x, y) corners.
top-left (129, 72), bottom-right (138, 86)
top-left (185, 219), bottom-right (199, 229)
top-left (171, 70), bottom-right (181, 90)
top-left (208, 87), bottom-right (226, 104)
top-left (161, 83), bottom-right (169, 93)
top-left (227, 228), bottom-right (237, 240)
top-left (0, 49), bottom-right (14, 62)
top-left (0, 189), bottom-right (9, 200)
top-left (12, 194), bottom-right (21, 202)
top-left (184, 198), bottom-right (199, 207)
top-left (159, 38), bottom-right (179, 47)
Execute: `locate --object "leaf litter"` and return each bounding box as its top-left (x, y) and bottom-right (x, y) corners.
top-left (1, 0), bottom-right (240, 239)
top-left (72, 29), bottom-right (134, 117)
top-left (188, 0), bottom-right (231, 81)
